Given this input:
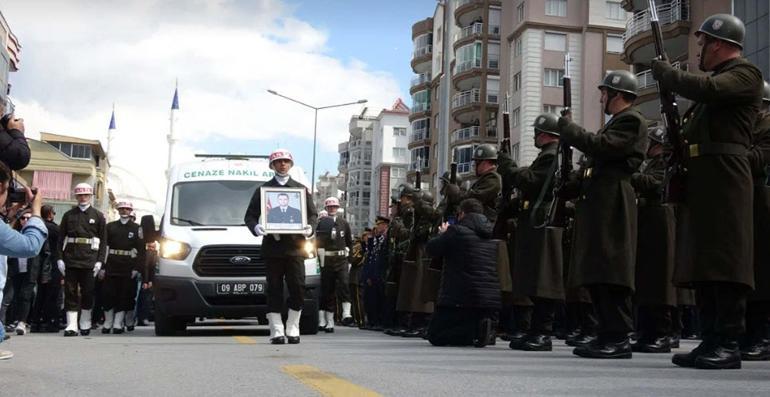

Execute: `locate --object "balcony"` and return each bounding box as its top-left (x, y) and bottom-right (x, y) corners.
top-left (636, 61), bottom-right (687, 91)
top-left (410, 128), bottom-right (430, 144)
top-left (451, 89), bottom-right (498, 123)
top-left (409, 102), bottom-right (431, 121)
top-left (451, 126), bottom-right (480, 144)
top-left (622, 0), bottom-right (690, 64)
top-left (452, 53), bottom-right (500, 91)
top-left (453, 23), bottom-right (501, 49)
top-left (411, 44), bottom-right (433, 73)
top-left (455, 0), bottom-right (501, 27)
top-left (410, 72), bottom-right (432, 95)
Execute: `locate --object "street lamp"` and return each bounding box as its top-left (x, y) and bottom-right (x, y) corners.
top-left (267, 89), bottom-right (367, 193)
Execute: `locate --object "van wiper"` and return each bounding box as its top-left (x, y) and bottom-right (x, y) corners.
top-left (172, 217), bottom-right (204, 226)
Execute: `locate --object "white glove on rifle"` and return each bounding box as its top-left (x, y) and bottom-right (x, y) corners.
top-left (131, 270), bottom-right (139, 279)
top-left (57, 260), bottom-right (66, 276)
top-left (254, 224), bottom-right (266, 237)
top-left (93, 262), bottom-right (102, 278)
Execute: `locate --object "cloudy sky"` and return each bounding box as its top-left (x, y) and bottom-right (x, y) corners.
top-left (3, 0), bottom-right (436, 209)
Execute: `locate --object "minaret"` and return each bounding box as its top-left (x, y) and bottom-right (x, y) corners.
top-left (107, 104), bottom-right (116, 159)
top-left (167, 81), bottom-right (179, 179)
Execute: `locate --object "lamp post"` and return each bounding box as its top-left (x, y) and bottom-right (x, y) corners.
top-left (267, 89), bottom-right (367, 194)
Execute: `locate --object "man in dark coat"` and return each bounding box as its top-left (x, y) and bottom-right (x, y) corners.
top-left (558, 70), bottom-right (648, 359)
top-left (315, 196), bottom-right (353, 332)
top-left (631, 127), bottom-right (677, 353)
top-left (361, 218), bottom-right (389, 330)
top-left (741, 81), bottom-right (770, 360)
top-left (506, 113), bottom-right (565, 351)
top-left (100, 201), bottom-right (145, 334)
top-left (244, 149), bottom-right (317, 344)
top-left (31, 205), bottom-right (61, 333)
top-left (425, 198), bottom-right (500, 347)
top-left (652, 14), bottom-right (763, 369)
top-left (57, 183), bottom-right (108, 337)
top-left (0, 112), bottom-right (30, 171)
top-left (445, 144), bottom-right (502, 223)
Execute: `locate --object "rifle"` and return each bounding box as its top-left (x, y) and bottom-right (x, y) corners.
top-left (449, 162), bottom-right (457, 185)
top-left (501, 92), bottom-right (511, 154)
top-left (649, 0), bottom-right (685, 203)
top-left (544, 53), bottom-right (574, 228)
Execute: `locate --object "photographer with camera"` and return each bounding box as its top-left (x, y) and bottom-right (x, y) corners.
top-left (0, 160), bottom-right (48, 360)
top-left (0, 109), bottom-right (31, 171)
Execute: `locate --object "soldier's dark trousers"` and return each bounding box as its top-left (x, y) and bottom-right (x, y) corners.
top-left (428, 306), bottom-right (496, 346)
top-left (320, 259), bottom-right (350, 312)
top-left (530, 297), bottom-right (556, 334)
top-left (103, 276), bottom-right (136, 312)
top-left (363, 281), bottom-right (385, 326)
top-left (744, 301), bottom-right (770, 341)
top-left (64, 268), bottom-right (95, 311)
top-left (636, 305), bottom-right (673, 338)
top-left (696, 282), bottom-right (749, 341)
top-left (136, 287), bottom-right (154, 324)
top-left (348, 282), bottom-right (364, 326)
top-left (511, 304), bottom-right (532, 334)
top-left (588, 284), bottom-right (633, 342)
top-left (265, 257), bottom-right (305, 312)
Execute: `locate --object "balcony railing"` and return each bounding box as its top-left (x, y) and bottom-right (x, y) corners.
top-left (636, 61), bottom-right (687, 90)
top-left (411, 102), bottom-right (431, 113)
top-left (454, 54), bottom-right (499, 75)
top-left (411, 73), bottom-right (432, 87)
top-left (623, 0), bottom-right (689, 45)
top-left (455, 22), bottom-right (483, 42)
top-left (451, 126), bottom-right (480, 143)
top-left (411, 128), bottom-right (430, 143)
top-left (413, 45), bottom-right (433, 59)
top-left (452, 89), bottom-right (499, 109)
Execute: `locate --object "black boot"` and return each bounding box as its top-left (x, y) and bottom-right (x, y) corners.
top-left (694, 340), bottom-right (742, 369)
top-left (631, 336), bottom-right (672, 353)
top-left (287, 336), bottom-right (300, 344)
top-left (507, 331), bottom-right (528, 349)
top-left (573, 338), bottom-right (632, 359)
top-left (517, 334), bottom-right (553, 351)
top-left (566, 333), bottom-right (597, 347)
top-left (741, 340), bottom-right (770, 361)
top-left (64, 330), bottom-right (78, 337)
top-left (672, 338), bottom-right (716, 368)
top-left (270, 336), bottom-right (286, 344)
top-left (473, 318), bottom-right (492, 348)
top-left (670, 335), bottom-right (681, 349)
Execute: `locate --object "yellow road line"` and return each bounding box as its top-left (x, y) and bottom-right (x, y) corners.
top-left (282, 365), bottom-right (381, 397)
top-left (233, 336), bottom-right (257, 344)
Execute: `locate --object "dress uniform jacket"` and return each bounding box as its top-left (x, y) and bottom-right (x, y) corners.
top-left (59, 206), bottom-right (107, 269)
top-left (244, 177), bottom-right (318, 257)
top-left (447, 171), bottom-right (502, 223)
top-left (508, 142), bottom-right (564, 300)
top-left (748, 111), bottom-right (770, 300)
top-left (315, 216), bottom-right (353, 271)
top-left (559, 106), bottom-right (648, 290)
top-left (631, 155), bottom-right (676, 306)
top-left (105, 220), bottom-right (146, 277)
top-left (653, 57), bottom-right (762, 288)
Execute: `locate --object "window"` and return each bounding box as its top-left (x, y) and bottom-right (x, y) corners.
top-left (411, 146), bottom-right (430, 170)
top-left (511, 143), bottom-right (520, 164)
top-left (391, 167), bottom-right (406, 178)
top-left (545, 0), bottom-right (567, 17)
top-left (453, 145), bottom-right (476, 174)
top-left (393, 127), bottom-right (407, 137)
top-left (514, 37), bottom-right (522, 57)
top-left (606, 34), bottom-right (623, 53)
top-left (488, 43), bottom-right (500, 69)
top-left (411, 118), bottom-right (430, 141)
top-left (363, 171), bottom-right (371, 186)
top-left (517, 2), bottom-right (525, 22)
top-left (392, 147), bottom-right (407, 159)
top-left (544, 32), bottom-right (567, 51)
top-left (544, 104), bottom-right (563, 114)
top-left (544, 68), bottom-right (565, 87)
top-left (512, 107), bottom-right (520, 127)
top-left (51, 142), bottom-right (93, 159)
top-left (363, 152), bottom-right (372, 166)
top-left (606, 1), bottom-right (625, 20)
top-left (513, 72), bottom-right (521, 92)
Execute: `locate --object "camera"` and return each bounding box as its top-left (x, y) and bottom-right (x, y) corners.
top-left (5, 178), bottom-right (36, 207)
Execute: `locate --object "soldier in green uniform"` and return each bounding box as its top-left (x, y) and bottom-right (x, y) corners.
top-left (652, 14), bottom-right (763, 369)
top-left (505, 113), bottom-right (565, 351)
top-left (630, 128), bottom-right (676, 353)
top-left (742, 81), bottom-right (770, 360)
top-left (57, 183), bottom-right (108, 337)
top-left (557, 70), bottom-right (648, 359)
top-left (101, 201), bottom-right (145, 334)
top-left (446, 144), bottom-right (502, 223)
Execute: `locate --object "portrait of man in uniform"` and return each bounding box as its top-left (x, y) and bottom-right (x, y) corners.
top-left (261, 187), bottom-right (307, 233)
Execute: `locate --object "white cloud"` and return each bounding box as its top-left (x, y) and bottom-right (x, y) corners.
top-left (4, 0), bottom-right (401, 207)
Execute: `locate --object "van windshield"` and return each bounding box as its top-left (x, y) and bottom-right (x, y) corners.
top-left (171, 180), bottom-right (263, 226)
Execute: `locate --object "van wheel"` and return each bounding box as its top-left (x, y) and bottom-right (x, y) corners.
top-left (300, 299), bottom-right (319, 335)
top-left (154, 308), bottom-right (187, 336)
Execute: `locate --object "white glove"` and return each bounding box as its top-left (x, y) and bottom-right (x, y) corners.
top-left (93, 262), bottom-right (102, 278)
top-left (131, 270), bottom-right (139, 279)
top-left (345, 247), bottom-right (350, 256)
top-left (302, 225), bottom-right (313, 238)
top-left (57, 260), bottom-right (66, 276)
top-left (254, 224), bottom-right (266, 236)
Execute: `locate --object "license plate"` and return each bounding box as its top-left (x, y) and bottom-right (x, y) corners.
top-left (216, 282), bottom-right (264, 295)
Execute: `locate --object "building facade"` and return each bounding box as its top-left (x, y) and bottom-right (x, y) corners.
top-left (369, 99), bottom-right (410, 224)
top-left (733, 0), bottom-right (770, 78)
top-left (344, 115), bottom-right (375, 234)
top-left (314, 171), bottom-right (345, 213)
top-left (0, 11), bottom-right (20, 107)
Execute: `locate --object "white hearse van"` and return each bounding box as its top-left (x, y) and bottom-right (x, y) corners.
top-left (153, 154), bottom-right (320, 336)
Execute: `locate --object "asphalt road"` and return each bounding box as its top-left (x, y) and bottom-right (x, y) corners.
top-left (2, 322), bottom-right (770, 396)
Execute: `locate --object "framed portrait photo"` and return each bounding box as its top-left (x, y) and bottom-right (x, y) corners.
top-left (260, 186), bottom-right (307, 234)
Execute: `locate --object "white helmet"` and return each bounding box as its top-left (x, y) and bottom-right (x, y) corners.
top-left (116, 201), bottom-right (133, 210)
top-left (269, 149), bottom-right (294, 170)
top-left (73, 183), bottom-right (93, 196)
top-left (324, 197), bottom-right (340, 208)
top-left (318, 210), bottom-right (329, 218)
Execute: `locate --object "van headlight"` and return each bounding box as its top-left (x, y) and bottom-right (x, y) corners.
top-left (160, 238), bottom-right (192, 260)
top-left (304, 240), bottom-right (316, 258)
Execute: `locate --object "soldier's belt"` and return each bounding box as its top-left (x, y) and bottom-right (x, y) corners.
top-left (688, 143), bottom-right (747, 158)
top-left (65, 237), bottom-right (94, 245)
top-left (108, 249), bottom-right (133, 257)
top-left (323, 250), bottom-right (347, 257)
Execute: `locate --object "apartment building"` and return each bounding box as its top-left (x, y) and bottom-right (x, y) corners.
top-left (733, 0), bottom-right (770, 78)
top-left (621, 0), bottom-right (732, 123)
top-left (369, 99), bottom-right (410, 224)
top-left (313, 171), bottom-right (345, 213)
top-left (0, 11), bottom-right (20, 105)
top-left (343, 114), bottom-right (375, 234)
